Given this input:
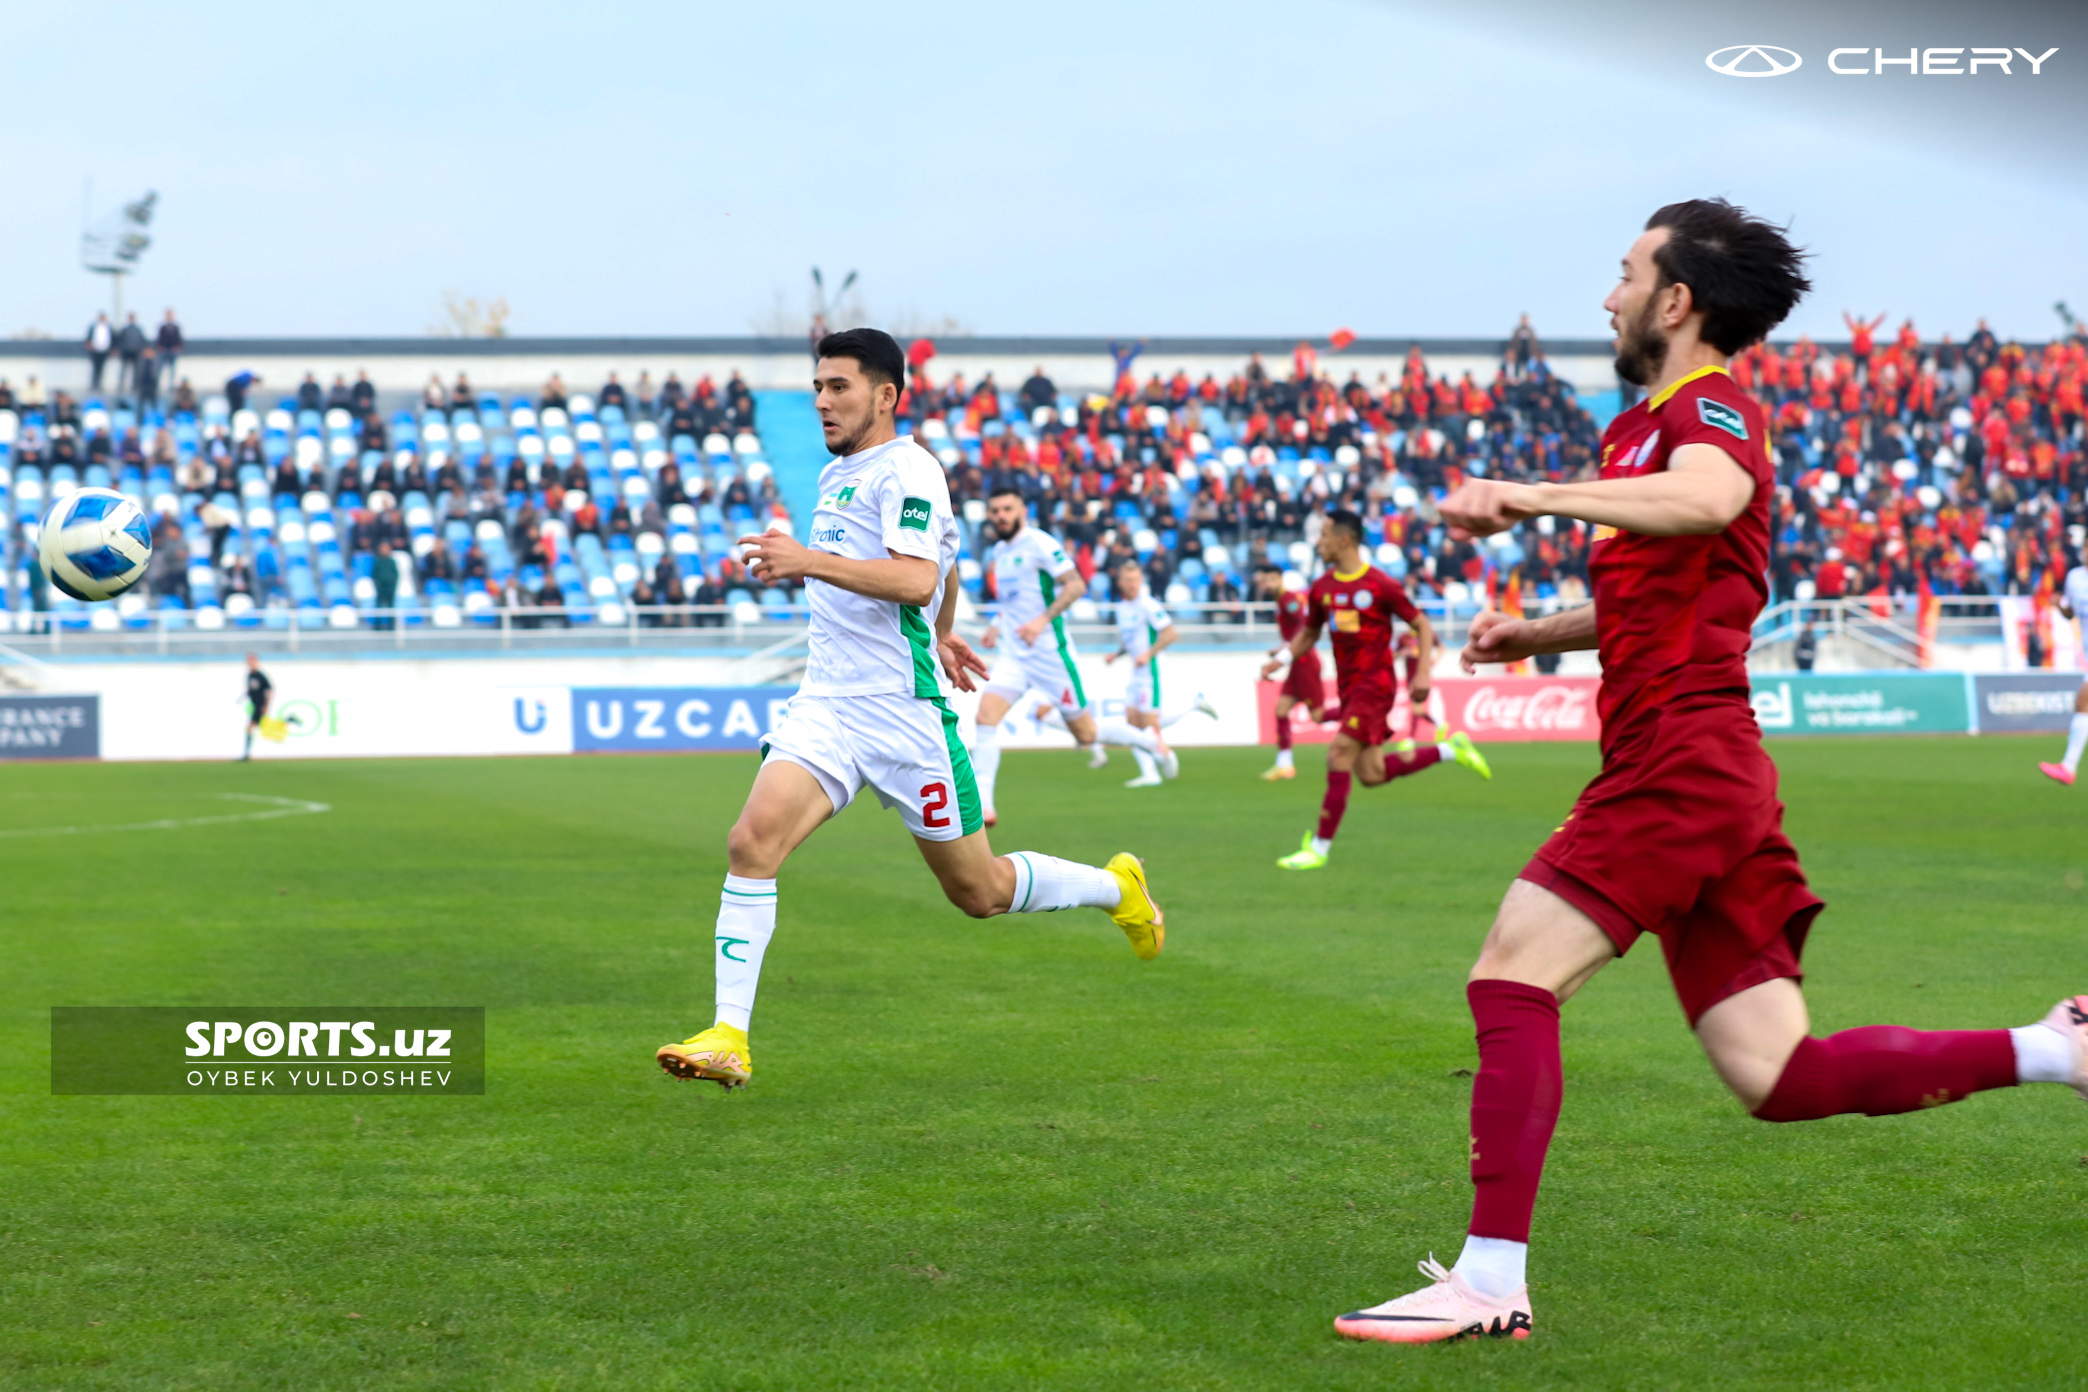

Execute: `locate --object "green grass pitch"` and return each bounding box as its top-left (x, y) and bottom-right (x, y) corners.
top-left (3, 737), bottom-right (2084, 1390)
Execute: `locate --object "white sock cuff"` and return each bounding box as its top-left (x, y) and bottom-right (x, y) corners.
top-left (974, 720), bottom-right (1000, 747)
top-left (1004, 851), bottom-right (1120, 913)
top-left (722, 874), bottom-right (777, 900)
top-left (2011, 1022), bottom-right (2075, 1085)
top-left (1008, 852), bottom-right (1035, 912)
top-left (1454, 1234), bottom-right (1528, 1301)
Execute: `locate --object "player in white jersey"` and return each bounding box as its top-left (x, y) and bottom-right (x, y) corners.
top-left (2038, 559), bottom-right (2088, 785)
top-left (656, 330), bottom-right (1166, 1090)
top-left (1106, 557), bottom-right (1198, 787)
top-left (970, 486), bottom-right (1165, 824)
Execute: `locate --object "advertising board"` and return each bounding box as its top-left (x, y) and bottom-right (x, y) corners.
top-left (0, 694), bottom-right (100, 759)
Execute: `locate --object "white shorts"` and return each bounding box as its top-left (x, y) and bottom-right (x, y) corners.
top-left (982, 633), bottom-right (1089, 714)
top-left (762, 691), bottom-right (982, 841)
top-left (1123, 660), bottom-right (1161, 714)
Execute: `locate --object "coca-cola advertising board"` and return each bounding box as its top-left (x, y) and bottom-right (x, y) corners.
top-left (1258, 675), bottom-right (1602, 744)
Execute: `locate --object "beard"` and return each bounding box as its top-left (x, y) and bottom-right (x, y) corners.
top-left (1612, 299), bottom-right (1669, 387)
top-left (824, 410), bottom-right (876, 457)
top-left (991, 516), bottom-right (1023, 541)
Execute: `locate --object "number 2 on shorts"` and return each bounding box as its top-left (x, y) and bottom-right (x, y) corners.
top-left (920, 781), bottom-right (950, 829)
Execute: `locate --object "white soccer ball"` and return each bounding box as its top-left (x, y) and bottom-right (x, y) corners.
top-left (38, 487), bottom-right (153, 601)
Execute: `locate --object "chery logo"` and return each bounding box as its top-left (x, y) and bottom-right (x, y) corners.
top-left (1706, 45), bottom-right (1803, 78)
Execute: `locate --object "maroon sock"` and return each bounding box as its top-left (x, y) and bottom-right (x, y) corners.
top-left (1752, 1027), bottom-right (2018, 1122)
top-left (1276, 716), bottom-right (1293, 752)
top-left (1466, 979), bottom-right (1562, 1243)
top-left (1316, 770), bottom-right (1352, 840)
top-left (1380, 745), bottom-right (1442, 780)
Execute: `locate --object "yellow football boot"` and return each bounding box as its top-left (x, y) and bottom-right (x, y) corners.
top-left (1446, 730), bottom-right (1493, 781)
top-left (656, 1022), bottom-right (752, 1089)
top-left (1105, 852), bottom-right (1165, 961)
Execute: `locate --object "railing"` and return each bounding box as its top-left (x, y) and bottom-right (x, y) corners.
top-left (1753, 594), bottom-right (2015, 669)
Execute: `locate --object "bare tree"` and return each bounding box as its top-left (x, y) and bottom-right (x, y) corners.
top-left (429, 292), bottom-right (511, 338)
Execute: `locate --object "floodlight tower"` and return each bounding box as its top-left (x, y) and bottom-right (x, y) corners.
top-left (80, 188), bottom-right (157, 318)
top-left (810, 265), bottom-right (858, 329)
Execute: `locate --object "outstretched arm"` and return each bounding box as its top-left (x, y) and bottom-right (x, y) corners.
top-left (1261, 619), bottom-right (1324, 679)
top-left (1407, 612), bottom-right (1435, 701)
top-left (1460, 604), bottom-right (1598, 673)
top-left (1015, 568), bottom-right (1084, 645)
top-left (737, 529), bottom-right (940, 606)
top-left (1440, 445), bottom-right (1754, 540)
top-left (933, 566), bottom-right (990, 692)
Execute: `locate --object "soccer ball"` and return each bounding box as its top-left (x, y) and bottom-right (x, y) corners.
top-left (38, 488), bottom-right (153, 601)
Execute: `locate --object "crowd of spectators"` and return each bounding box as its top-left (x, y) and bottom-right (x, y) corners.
top-left (904, 313), bottom-right (2088, 623)
top-left (7, 310), bottom-right (2084, 634)
top-left (905, 327), bottom-right (1607, 616)
top-left (1735, 316), bottom-right (2088, 608)
top-left (0, 364), bottom-right (783, 628)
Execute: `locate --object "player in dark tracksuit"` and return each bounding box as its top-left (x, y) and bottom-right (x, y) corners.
top-left (242, 654), bottom-right (272, 761)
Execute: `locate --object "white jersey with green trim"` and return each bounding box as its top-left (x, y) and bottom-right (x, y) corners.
top-left (987, 524), bottom-right (1076, 633)
top-left (2066, 565), bottom-right (2088, 638)
top-left (1114, 591), bottom-right (1172, 672)
top-left (798, 434), bottom-right (958, 699)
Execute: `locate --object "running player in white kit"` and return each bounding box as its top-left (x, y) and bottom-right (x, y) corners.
top-left (2038, 557), bottom-right (2088, 785)
top-left (656, 330), bottom-right (1166, 1090)
top-left (1108, 557), bottom-right (1189, 787)
top-left (970, 486), bottom-right (1164, 824)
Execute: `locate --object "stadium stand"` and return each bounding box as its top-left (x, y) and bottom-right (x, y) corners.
top-left (0, 318), bottom-right (2081, 636)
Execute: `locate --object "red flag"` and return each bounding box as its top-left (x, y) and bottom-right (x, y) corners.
top-left (1916, 572), bottom-right (1939, 669)
top-left (1500, 572), bottom-right (1532, 676)
top-left (1329, 327), bottom-right (1356, 352)
top-left (906, 337), bottom-right (937, 368)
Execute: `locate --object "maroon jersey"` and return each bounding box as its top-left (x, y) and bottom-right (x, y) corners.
top-left (1306, 565), bottom-right (1420, 695)
top-left (1275, 589), bottom-right (1311, 642)
top-left (1589, 366), bottom-right (1771, 738)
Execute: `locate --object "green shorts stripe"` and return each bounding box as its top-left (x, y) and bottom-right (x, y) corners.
top-left (1051, 617), bottom-right (1087, 707)
top-left (930, 697), bottom-right (984, 836)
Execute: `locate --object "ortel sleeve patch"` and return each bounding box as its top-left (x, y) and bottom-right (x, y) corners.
top-left (1696, 396), bottom-right (1749, 441)
top-left (899, 497), bottom-right (933, 531)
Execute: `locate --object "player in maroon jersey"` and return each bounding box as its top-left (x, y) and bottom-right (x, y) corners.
top-left (1256, 562), bottom-right (1328, 780)
top-left (1260, 510), bottom-right (1492, 869)
top-left (1331, 199), bottom-right (2088, 1346)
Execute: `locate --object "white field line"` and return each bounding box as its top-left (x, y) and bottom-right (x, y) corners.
top-left (0, 793), bottom-right (332, 839)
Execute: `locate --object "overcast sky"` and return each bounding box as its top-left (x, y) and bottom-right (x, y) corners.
top-left (2, 0), bottom-right (2081, 342)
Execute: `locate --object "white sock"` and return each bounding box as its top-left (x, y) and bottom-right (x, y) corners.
top-left (1275, 748), bottom-right (1295, 770)
top-left (713, 875), bottom-right (777, 1032)
top-left (2012, 1021), bottom-right (2076, 1084)
top-left (2063, 712), bottom-right (2088, 773)
top-left (1005, 851), bottom-right (1122, 913)
top-left (1309, 835), bottom-right (1331, 856)
top-left (1132, 747), bottom-right (1159, 779)
top-left (1453, 1235), bottom-right (1528, 1300)
top-left (1097, 718), bottom-right (1158, 753)
top-left (1437, 742), bottom-right (1454, 760)
top-left (1160, 702), bottom-right (1198, 728)
top-left (971, 721), bottom-right (1002, 811)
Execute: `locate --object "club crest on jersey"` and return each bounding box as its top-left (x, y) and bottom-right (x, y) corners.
top-left (1354, 589), bottom-right (1374, 610)
top-left (1697, 397), bottom-right (1749, 441)
top-left (899, 497), bottom-right (933, 531)
top-left (820, 478), bottom-right (865, 510)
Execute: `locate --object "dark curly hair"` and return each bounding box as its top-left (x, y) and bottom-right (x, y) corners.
top-left (1644, 199), bottom-right (1812, 353)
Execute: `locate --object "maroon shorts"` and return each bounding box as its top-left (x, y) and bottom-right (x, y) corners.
top-left (1333, 680), bottom-right (1396, 747)
top-left (1521, 695), bottom-right (1824, 1025)
top-left (1281, 652), bottom-right (1327, 709)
